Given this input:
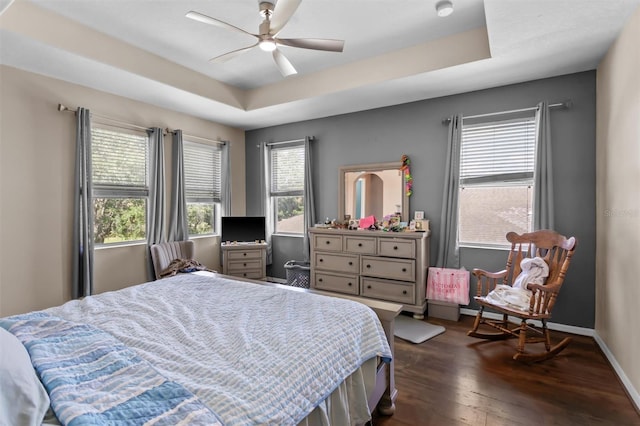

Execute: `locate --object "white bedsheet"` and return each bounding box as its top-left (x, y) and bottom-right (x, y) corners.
top-left (45, 273), bottom-right (391, 425)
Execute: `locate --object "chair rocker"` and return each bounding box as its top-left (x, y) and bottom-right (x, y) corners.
top-left (467, 230), bottom-right (577, 362)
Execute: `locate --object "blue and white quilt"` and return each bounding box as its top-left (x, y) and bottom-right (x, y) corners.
top-left (0, 312), bottom-right (223, 425)
top-left (6, 273), bottom-right (392, 425)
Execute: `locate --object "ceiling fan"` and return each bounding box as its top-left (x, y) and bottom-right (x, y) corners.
top-left (186, 0), bottom-right (345, 77)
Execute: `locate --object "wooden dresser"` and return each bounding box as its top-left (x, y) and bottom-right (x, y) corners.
top-left (309, 228), bottom-right (430, 319)
top-left (221, 242), bottom-right (267, 280)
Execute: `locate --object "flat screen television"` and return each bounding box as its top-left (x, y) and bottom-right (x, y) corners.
top-left (221, 216), bottom-right (266, 243)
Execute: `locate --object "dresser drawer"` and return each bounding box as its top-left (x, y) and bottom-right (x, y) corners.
top-left (314, 252), bottom-right (359, 274)
top-left (229, 270), bottom-right (264, 280)
top-left (344, 236), bottom-right (376, 255)
top-left (227, 249), bottom-right (263, 260)
top-left (227, 259), bottom-right (262, 272)
top-left (313, 271), bottom-right (359, 295)
top-left (378, 238), bottom-right (415, 258)
top-left (313, 234), bottom-right (343, 252)
top-left (361, 277), bottom-right (415, 304)
top-left (361, 256), bottom-right (415, 281)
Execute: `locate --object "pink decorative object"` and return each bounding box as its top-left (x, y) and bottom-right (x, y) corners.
top-left (358, 215), bottom-right (376, 229)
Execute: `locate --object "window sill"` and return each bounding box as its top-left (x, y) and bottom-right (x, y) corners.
top-left (96, 234), bottom-right (221, 250)
top-left (459, 243), bottom-right (510, 251)
top-left (95, 241), bottom-right (146, 250)
top-left (188, 234), bottom-right (220, 240)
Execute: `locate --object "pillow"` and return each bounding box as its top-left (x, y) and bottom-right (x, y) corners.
top-left (0, 327), bottom-right (51, 426)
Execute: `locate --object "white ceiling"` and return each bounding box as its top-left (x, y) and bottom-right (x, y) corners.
top-left (1, 0), bottom-right (638, 130)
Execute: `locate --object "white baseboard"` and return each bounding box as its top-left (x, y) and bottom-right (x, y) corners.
top-left (593, 332), bottom-right (640, 413)
top-left (459, 308), bottom-right (594, 336)
top-left (460, 308), bottom-right (639, 412)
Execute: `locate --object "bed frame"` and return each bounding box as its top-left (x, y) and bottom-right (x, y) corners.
top-left (258, 280), bottom-right (402, 416)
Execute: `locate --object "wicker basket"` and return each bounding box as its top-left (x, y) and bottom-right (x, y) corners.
top-left (284, 260), bottom-right (311, 288)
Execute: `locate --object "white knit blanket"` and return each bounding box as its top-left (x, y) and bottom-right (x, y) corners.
top-left (512, 256), bottom-right (549, 289)
top-left (485, 257), bottom-right (549, 311)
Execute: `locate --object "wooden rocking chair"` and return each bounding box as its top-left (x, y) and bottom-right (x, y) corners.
top-left (467, 230), bottom-right (577, 362)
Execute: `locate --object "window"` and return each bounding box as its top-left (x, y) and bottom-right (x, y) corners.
top-left (183, 141), bottom-right (222, 235)
top-left (458, 116), bottom-right (536, 247)
top-left (92, 126), bottom-right (148, 244)
top-left (270, 143), bottom-right (305, 234)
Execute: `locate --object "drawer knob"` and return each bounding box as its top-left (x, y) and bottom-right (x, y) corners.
top-left (366, 264), bottom-right (371, 268)
top-left (326, 241), bottom-right (330, 245)
top-left (319, 278), bottom-right (323, 282)
top-left (367, 285), bottom-right (372, 289)
top-left (243, 273), bottom-right (247, 276)
top-left (358, 243), bottom-right (363, 247)
top-left (243, 253), bottom-right (247, 256)
top-left (348, 282), bottom-right (352, 286)
top-left (402, 268), bottom-right (407, 272)
top-left (243, 263), bottom-right (247, 267)
top-left (403, 290), bottom-right (407, 295)
top-left (319, 258), bottom-right (324, 262)
top-left (393, 246), bottom-right (398, 250)
top-left (348, 261), bottom-right (353, 266)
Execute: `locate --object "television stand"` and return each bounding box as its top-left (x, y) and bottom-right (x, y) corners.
top-left (221, 242), bottom-right (267, 280)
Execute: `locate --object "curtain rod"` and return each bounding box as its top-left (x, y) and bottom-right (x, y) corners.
top-left (58, 104), bottom-right (225, 144)
top-left (58, 103), bottom-right (151, 132)
top-left (165, 128), bottom-right (226, 146)
top-left (441, 101), bottom-right (572, 124)
top-left (259, 136), bottom-right (315, 148)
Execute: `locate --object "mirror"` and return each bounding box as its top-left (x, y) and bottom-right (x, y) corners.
top-left (339, 161), bottom-right (409, 223)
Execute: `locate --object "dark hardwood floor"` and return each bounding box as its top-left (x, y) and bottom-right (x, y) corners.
top-left (372, 314), bottom-right (640, 426)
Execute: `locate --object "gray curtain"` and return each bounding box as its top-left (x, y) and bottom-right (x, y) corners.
top-left (221, 142), bottom-right (232, 217)
top-left (533, 101), bottom-right (555, 230)
top-left (72, 107), bottom-right (94, 298)
top-left (436, 114), bottom-right (463, 268)
top-left (303, 137), bottom-right (316, 262)
top-left (259, 142), bottom-right (274, 265)
top-left (146, 127), bottom-right (166, 280)
top-left (168, 130), bottom-right (188, 241)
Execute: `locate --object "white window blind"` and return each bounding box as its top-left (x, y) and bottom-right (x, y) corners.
top-left (270, 144), bottom-right (304, 195)
top-left (91, 125), bottom-right (149, 244)
top-left (458, 115), bottom-right (536, 247)
top-left (460, 117), bottom-right (536, 185)
top-left (92, 127), bottom-right (148, 196)
top-left (184, 141), bottom-right (222, 202)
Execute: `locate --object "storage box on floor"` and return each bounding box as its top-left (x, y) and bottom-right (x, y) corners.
top-left (428, 300), bottom-right (460, 321)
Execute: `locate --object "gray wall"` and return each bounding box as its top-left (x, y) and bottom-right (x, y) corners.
top-left (245, 71), bottom-right (596, 328)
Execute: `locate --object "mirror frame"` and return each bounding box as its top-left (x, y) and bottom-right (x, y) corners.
top-left (339, 161), bottom-right (409, 222)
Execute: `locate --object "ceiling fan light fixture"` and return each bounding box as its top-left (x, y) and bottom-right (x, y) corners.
top-left (259, 39), bottom-right (277, 52)
top-left (436, 0), bottom-right (454, 17)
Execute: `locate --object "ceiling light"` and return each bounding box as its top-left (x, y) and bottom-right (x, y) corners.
top-left (436, 0), bottom-right (454, 17)
top-left (259, 39), bottom-right (277, 52)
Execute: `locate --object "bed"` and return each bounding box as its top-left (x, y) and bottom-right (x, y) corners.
top-left (0, 272), bottom-right (400, 425)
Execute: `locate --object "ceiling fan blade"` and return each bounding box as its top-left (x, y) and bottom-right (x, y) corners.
top-left (210, 43), bottom-right (258, 63)
top-left (272, 49), bottom-right (297, 77)
top-left (276, 37), bottom-right (344, 52)
top-left (186, 11), bottom-right (257, 39)
top-left (270, 0), bottom-right (302, 35)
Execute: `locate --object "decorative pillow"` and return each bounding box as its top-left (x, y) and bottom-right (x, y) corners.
top-left (0, 327), bottom-right (51, 426)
